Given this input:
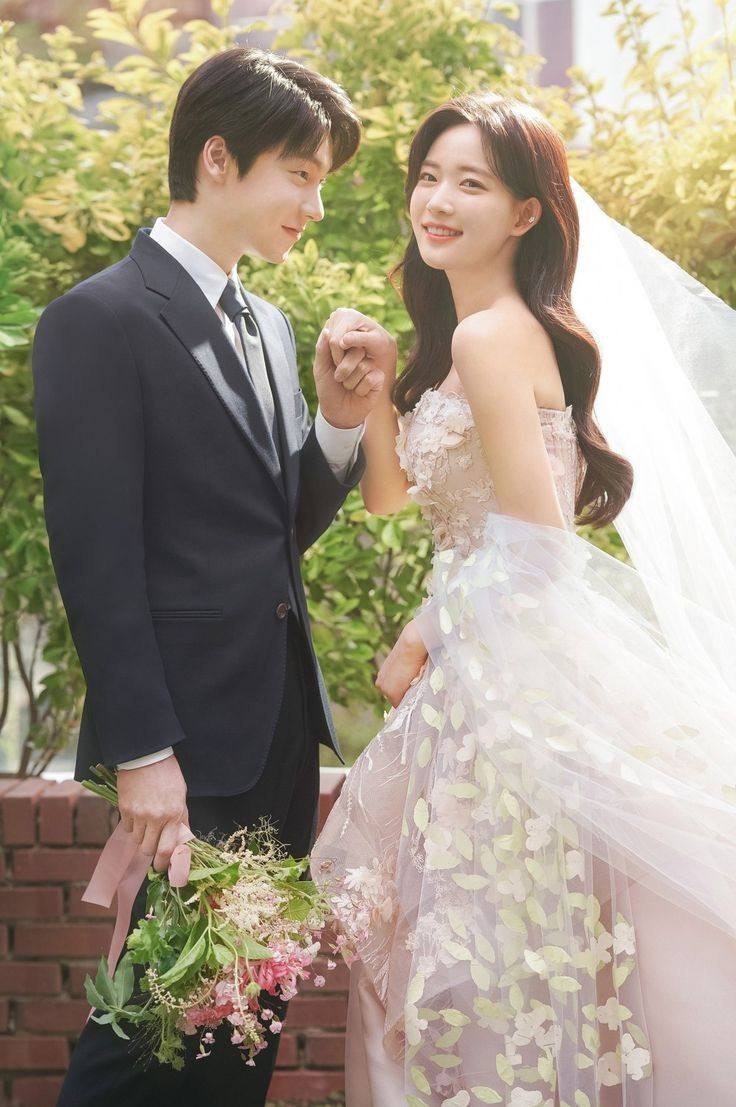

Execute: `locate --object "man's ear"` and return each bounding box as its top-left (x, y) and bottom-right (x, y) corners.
top-left (200, 136), bottom-right (230, 185)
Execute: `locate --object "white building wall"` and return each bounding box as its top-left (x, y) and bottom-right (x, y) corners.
top-left (572, 0), bottom-right (722, 106)
top-left (512, 0), bottom-right (723, 105)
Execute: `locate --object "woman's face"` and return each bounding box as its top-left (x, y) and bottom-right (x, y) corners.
top-left (409, 122), bottom-right (532, 275)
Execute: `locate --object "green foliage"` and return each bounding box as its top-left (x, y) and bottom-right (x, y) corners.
top-left (275, 0), bottom-right (537, 264)
top-left (569, 0), bottom-right (736, 306)
top-left (2, 0), bottom-right (734, 772)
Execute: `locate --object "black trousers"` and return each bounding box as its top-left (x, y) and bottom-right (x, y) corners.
top-left (57, 615), bottom-right (320, 1107)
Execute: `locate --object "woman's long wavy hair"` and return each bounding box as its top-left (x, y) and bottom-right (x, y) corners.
top-left (392, 94), bottom-right (633, 527)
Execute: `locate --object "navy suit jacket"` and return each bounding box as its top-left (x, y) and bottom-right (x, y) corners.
top-left (32, 229), bottom-right (363, 795)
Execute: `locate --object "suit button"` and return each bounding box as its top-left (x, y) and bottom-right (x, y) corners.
top-left (275, 602), bottom-right (290, 620)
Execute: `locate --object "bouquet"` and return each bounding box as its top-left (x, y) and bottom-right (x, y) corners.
top-left (82, 766), bottom-right (333, 1069)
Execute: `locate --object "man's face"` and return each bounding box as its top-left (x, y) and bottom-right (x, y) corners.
top-left (219, 137), bottom-right (332, 264)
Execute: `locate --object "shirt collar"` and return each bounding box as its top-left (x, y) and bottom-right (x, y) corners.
top-left (149, 218), bottom-right (240, 310)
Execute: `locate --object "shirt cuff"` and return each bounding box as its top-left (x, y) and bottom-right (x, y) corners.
top-left (314, 407), bottom-right (365, 481)
top-left (117, 746), bottom-right (175, 771)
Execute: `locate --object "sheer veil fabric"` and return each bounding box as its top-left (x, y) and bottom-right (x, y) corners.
top-left (311, 188), bottom-right (736, 1107)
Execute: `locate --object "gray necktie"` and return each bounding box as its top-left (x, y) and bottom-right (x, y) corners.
top-left (218, 278), bottom-right (276, 439)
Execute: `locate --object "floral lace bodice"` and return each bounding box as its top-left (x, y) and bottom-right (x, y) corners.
top-left (396, 389), bottom-right (581, 555)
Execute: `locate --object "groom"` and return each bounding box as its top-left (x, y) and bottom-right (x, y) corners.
top-left (33, 47), bottom-right (395, 1107)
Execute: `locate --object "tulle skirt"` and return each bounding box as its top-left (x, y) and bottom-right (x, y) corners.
top-left (312, 516), bottom-right (736, 1106)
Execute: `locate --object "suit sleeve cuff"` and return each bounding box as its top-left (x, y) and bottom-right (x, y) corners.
top-left (314, 407), bottom-right (365, 481)
top-left (117, 746), bottom-right (175, 771)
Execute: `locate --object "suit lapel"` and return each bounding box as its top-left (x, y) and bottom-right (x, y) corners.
top-left (131, 231), bottom-right (285, 499)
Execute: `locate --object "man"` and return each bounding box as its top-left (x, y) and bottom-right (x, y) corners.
top-left (33, 46), bottom-right (395, 1106)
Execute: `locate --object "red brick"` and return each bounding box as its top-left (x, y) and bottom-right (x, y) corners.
top-left (1, 781), bottom-right (47, 846)
top-left (305, 1031), bottom-right (346, 1068)
top-left (75, 794), bottom-right (115, 846)
top-left (68, 962), bottom-right (100, 998)
top-left (267, 1070), bottom-right (345, 1099)
top-left (274, 1031), bottom-right (298, 1068)
top-left (0, 997), bottom-right (9, 1031)
top-left (15, 923), bottom-right (113, 959)
top-left (0, 1036), bottom-right (68, 1070)
top-left (38, 781), bottom-right (84, 846)
top-left (0, 961), bottom-right (61, 996)
top-left (286, 995), bottom-right (347, 1030)
top-left (67, 884), bottom-right (115, 919)
top-left (13, 848), bottom-right (100, 884)
top-left (16, 999), bottom-right (89, 1033)
top-left (0, 887), bottom-right (63, 920)
top-left (318, 769), bottom-right (346, 833)
top-left (10, 1077), bottom-right (64, 1107)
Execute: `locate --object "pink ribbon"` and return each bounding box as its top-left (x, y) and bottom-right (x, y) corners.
top-left (83, 821), bottom-right (195, 976)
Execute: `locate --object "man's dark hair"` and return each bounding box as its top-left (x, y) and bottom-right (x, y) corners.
top-left (168, 47), bottom-right (361, 201)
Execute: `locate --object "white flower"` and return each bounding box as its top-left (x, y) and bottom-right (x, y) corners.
top-left (512, 1007), bottom-right (547, 1047)
top-left (536, 1021), bottom-right (562, 1051)
top-left (510, 1090), bottom-right (543, 1107)
top-left (613, 919), bottom-right (636, 956)
top-left (525, 815), bottom-right (552, 851)
top-left (497, 868), bottom-right (526, 903)
top-left (404, 1003), bottom-right (428, 1046)
top-left (470, 795), bottom-right (497, 826)
top-left (597, 1050), bottom-right (622, 1087)
top-left (440, 1092), bottom-right (470, 1107)
top-left (589, 930), bottom-right (614, 967)
top-left (504, 1039), bottom-right (522, 1066)
top-left (622, 1033), bottom-right (651, 1080)
top-left (344, 866), bottom-right (372, 891)
top-left (564, 849), bottom-right (585, 882)
top-left (596, 997), bottom-right (623, 1030)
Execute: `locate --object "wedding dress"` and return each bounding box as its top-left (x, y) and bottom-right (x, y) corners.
top-left (312, 387), bottom-right (736, 1107)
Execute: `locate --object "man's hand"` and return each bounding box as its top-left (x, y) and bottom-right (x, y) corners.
top-left (313, 308), bottom-right (397, 430)
top-left (117, 755), bottom-right (189, 873)
top-left (376, 619), bottom-right (429, 708)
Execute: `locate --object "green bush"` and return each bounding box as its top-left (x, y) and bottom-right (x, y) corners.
top-left (1, 0), bottom-right (734, 772)
top-left (569, 0), bottom-right (736, 306)
top-left (0, 0), bottom-right (533, 770)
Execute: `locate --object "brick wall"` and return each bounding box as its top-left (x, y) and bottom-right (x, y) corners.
top-left (0, 771), bottom-right (348, 1107)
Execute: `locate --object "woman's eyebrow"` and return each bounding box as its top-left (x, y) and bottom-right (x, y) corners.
top-left (421, 159), bottom-right (492, 178)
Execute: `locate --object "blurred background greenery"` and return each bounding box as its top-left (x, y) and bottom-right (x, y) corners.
top-left (1, 0), bottom-right (734, 774)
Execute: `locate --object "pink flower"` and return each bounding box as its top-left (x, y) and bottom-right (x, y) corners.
top-left (313, 975), bottom-right (326, 988)
top-left (327, 960), bottom-right (336, 971)
top-left (270, 1020), bottom-right (283, 1034)
top-left (230, 1031), bottom-right (244, 1045)
top-left (202, 1032), bottom-right (215, 1045)
top-left (261, 1009), bottom-right (274, 1021)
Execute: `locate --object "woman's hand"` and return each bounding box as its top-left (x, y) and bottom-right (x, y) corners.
top-left (376, 618), bottom-right (429, 708)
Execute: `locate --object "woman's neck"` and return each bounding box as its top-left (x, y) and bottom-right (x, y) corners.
top-left (446, 262), bottom-right (520, 321)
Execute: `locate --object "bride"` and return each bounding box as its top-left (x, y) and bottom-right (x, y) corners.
top-left (311, 93), bottom-right (736, 1106)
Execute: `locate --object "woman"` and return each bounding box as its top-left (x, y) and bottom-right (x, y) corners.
top-left (312, 94), bottom-right (736, 1106)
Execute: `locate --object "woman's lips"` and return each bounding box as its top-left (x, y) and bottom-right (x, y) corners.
top-left (423, 225), bottom-right (463, 242)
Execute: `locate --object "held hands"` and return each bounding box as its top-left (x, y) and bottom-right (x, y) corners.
top-left (376, 618), bottom-right (429, 709)
top-left (313, 308), bottom-right (397, 430)
top-left (116, 755), bottom-right (189, 873)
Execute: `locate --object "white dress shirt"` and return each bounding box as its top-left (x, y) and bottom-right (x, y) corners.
top-left (118, 218), bottom-right (363, 771)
